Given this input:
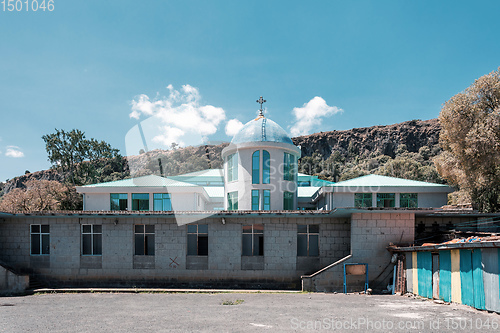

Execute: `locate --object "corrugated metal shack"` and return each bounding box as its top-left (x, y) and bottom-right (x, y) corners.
top-left (390, 236), bottom-right (500, 314)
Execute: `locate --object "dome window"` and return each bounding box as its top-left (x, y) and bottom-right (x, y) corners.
top-left (227, 153), bottom-right (238, 182)
top-left (252, 151), bottom-right (260, 184)
top-left (263, 150), bottom-right (270, 184)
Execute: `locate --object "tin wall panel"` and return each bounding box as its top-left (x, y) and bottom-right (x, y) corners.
top-left (406, 252), bottom-right (413, 293)
top-left (432, 254), bottom-right (439, 299)
top-left (412, 252), bottom-right (418, 295)
top-left (460, 249), bottom-right (474, 307)
top-left (417, 251), bottom-right (432, 299)
top-left (439, 250), bottom-right (451, 302)
top-left (482, 248), bottom-right (500, 313)
top-left (471, 249), bottom-right (485, 310)
top-left (450, 249), bottom-right (461, 304)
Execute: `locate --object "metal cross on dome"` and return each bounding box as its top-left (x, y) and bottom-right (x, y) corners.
top-left (257, 96), bottom-right (266, 116)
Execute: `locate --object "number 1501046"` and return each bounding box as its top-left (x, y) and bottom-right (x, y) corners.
top-left (1, 0), bottom-right (54, 12)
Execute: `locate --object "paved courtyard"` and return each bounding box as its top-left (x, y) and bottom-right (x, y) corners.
top-left (0, 292), bottom-right (498, 332)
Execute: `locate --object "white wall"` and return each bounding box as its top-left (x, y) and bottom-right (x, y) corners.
top-left (223, 142), bottom-right (300, 210)
top-left (171, 193), bottom-right (198, 211)
top-left (84, 193), bottom-right (111, 211)
top-left (332, 193), bottom-right (354, 208)
top-left (83, 191), bottom-right (209, 212)
top-left (319, 190), bottom-right (449, 209)
top-left (417, 193), bottom-right (448, 208)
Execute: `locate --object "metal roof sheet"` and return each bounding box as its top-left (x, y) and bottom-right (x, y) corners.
top-left (171, 169), bottom-right (224, 178)
top-left (331, 174), bottom-right (451, 188)
top-left (81, 175), bottom-right (196, 188)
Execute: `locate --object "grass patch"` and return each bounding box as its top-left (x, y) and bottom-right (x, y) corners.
top-left (221, 299), bottom-right (244, 306)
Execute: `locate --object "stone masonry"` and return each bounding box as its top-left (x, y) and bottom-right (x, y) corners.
top-left (0, 214), bottom-right (350, 290)
top-left (302, 213), bottom-right (414, 292)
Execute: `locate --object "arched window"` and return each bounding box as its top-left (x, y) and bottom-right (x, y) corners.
top-left (227, 153), bottom-right (238, 182)
top-left (284, 153), bottom-right (296, 181)
top-left (262, 150), bottom-right (270, 184)
top-left (283, 191), bottom-right (294, 210)
top-left (252, 150), bottom-right (260, 184)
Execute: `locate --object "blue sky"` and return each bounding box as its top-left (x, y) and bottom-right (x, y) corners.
top-left (1, 0), bottom-right (499, 181)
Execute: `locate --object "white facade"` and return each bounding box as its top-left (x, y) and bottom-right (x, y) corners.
top-left (222, 142), bottom-right (301, 210)
top-left (81, 185), bottom-right (211, 212)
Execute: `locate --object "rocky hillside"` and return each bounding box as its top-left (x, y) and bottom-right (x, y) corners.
top-left (293, 118), bottom-right (440, 160)
top-left (126, 144), bottom-right (228, 178)
top-left (1, 169), bottom-right (65, 196)
top-left (0, 118), bottom-right (443, 196)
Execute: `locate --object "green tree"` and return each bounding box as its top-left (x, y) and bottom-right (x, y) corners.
top-left (42, 129), bottom-right (120, 185)
top-left (435, 67), bottom-right (500, 212)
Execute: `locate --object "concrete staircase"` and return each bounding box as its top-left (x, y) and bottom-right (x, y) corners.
top-left (0, 261), bottom-right (29, 294)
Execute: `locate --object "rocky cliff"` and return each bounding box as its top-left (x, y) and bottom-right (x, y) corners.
top-left (293, 118), bottom-right (440, 161)
top-left (1, 169), bottom-right (65, 196)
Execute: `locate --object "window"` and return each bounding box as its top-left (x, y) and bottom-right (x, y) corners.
top-left (400, 193), bottom-right (418, 208)
top-left (227, 191), bottom-right (238, 211)
top-left (110, 193), bottom-right (127, 211)
top-left (132, 193), bottom-right (149, 211)
top-left (227, 153), bottom-right (238, 182)
top-left (252, 150), bottom-right (260, 184)
top-left (284, 152), bottom-right (296, 181)
top-left (262, 150), bottom-right (270, 184)
top-left (252, 190), bottom-right (260, 210)
top-left (187, 224), bottom-right (208, 256)
top-left (355, 193), bottom-right (373, 207)
top-left (242, 224), bottom-right (264, 256)
top-left (263, 190), bottom-right (270, 210)
top-left (377, 193), bottom-right (396, 208)
top-left (82, 225), bottom-right (102, 255)
top-left (283, 191), bottom-right (294, 210)
top-left (297, 225), bottom-right (319, 257)
top-left (134, 225), bottom-right (155, 255)
top-left (31, 224), bottom-right (49, 255)
top-left (154, 193), bottom-right (171, 211)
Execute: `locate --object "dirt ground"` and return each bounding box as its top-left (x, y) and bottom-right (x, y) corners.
top-left (1, 292), bottom-right (498, 332)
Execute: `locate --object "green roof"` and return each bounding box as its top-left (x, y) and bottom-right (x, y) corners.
top-left (81, 175), bottom-right (197, 188)
top-left (169, 169), bottom-right (224, 186)
top-left (170, 169), bottom-right (224, 178)
top-left (331, 174), bottom-right (451, 188)
top-left (298, 173), bottom-right (335, 186)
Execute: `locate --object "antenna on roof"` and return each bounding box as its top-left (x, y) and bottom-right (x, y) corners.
top-left (158, 158), bottom-right (164, 177)
top-left (256, 96), bottom-right (266, 116)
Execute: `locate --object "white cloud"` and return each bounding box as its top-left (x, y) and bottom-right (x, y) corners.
top-left (5, 146), bottom-right (24, 158)
top-left (290, 96), bottom-right (343, 137)
top-left (225, 119), bottom-right (244, 136)
top-left (152, 126), bottom-right (185, 147)
top-left (130, 85), bottom-right (226, 148)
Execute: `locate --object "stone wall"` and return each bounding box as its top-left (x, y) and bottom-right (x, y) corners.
top-left (0, 215), bottom-right (350, 290)
top-left (303, 213), bottom-right (415, 292)
top-left (0, 265), bottom-right (29, 294)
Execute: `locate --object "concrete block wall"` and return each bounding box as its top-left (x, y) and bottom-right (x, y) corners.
top-left (0, 215), bottom-right (350, 289)
top-left (0, 265), bottom-right (29, 294)
top-left (303, 213), bottom-right (414, 292)
top-left (350, 212), bottom-right (414, 288)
